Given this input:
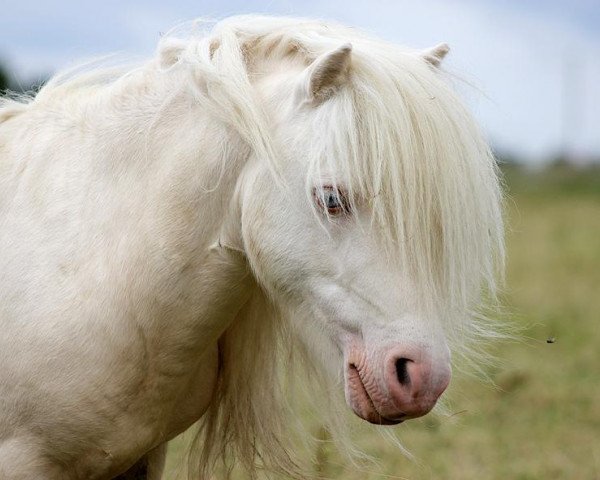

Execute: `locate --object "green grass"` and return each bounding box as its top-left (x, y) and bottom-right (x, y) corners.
top-left (165, 166), bottom-right (600, 479)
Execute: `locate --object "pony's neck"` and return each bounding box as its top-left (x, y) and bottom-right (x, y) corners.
top-left (101, 67), bottom-right (259, 356)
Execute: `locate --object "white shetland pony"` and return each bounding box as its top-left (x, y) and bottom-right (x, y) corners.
top-left (0, 15), bottom-right (503, 480)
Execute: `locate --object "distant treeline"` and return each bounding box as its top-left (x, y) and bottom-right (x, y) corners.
top-left (0, 62), bottom-right (46, 95)
top-left (0, 64), bottom-right (11, 92)
top-left (497, 150), bottom-right (600, 169)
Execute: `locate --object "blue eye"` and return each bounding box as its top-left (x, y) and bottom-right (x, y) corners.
top-left (325, 191), bottom-right (341, 209)
top-left (314, 186), bottom-right (350, 215)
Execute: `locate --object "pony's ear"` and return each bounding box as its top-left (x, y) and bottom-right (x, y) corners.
top-left (299, 43), bottom-right (352, 105)
top-left (422, 43), bottom-right (450, 67)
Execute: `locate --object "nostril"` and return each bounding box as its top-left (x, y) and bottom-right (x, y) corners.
top-left (395, 358), bottom-right (411, 386)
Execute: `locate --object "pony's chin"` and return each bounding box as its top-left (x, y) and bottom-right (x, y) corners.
top-left (346, 364), bottom-right (405, 426)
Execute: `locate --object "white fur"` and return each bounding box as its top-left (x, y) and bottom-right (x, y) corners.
top-left (0, 15), bottom-right (504, 479)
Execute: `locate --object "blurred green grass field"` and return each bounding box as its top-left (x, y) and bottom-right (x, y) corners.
top-left (165, 166), bottom-right (600, 480)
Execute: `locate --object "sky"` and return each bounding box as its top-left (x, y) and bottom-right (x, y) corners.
top-left (1, 0), bottom-right (599, 163)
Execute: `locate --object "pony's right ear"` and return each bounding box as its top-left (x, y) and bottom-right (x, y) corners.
top-left (297, 43), bottom-right (352, 106)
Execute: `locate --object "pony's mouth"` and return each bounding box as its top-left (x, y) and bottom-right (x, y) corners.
top-left (346, 363), bottom-right (405, 426)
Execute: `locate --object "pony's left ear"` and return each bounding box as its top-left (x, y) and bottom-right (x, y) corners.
top-left (157, 38), bottom-right (187, 69)
top-left (298, 43), bottom-right (352, 105)
top-left (422, 43), bottom-right (450, 67)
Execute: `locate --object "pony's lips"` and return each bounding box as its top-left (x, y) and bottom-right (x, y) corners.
top-left (346, 363), bottom-right (405, 426)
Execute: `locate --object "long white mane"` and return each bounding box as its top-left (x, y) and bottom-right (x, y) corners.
top-left (0, 15), bottom-right (504, 479)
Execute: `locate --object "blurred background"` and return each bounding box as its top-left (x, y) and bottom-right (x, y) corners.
top-left (2, 1), bottom-right (598, 478)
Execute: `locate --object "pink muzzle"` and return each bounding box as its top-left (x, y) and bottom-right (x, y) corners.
top-left (344, 342), bottom-right (451, 425)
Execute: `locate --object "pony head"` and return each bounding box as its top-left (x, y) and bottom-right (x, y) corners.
top-left (229, 25), bottom-right (502, 425)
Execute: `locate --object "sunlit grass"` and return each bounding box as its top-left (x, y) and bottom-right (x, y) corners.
top-left (165, 166), bottom-right (600, 479)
